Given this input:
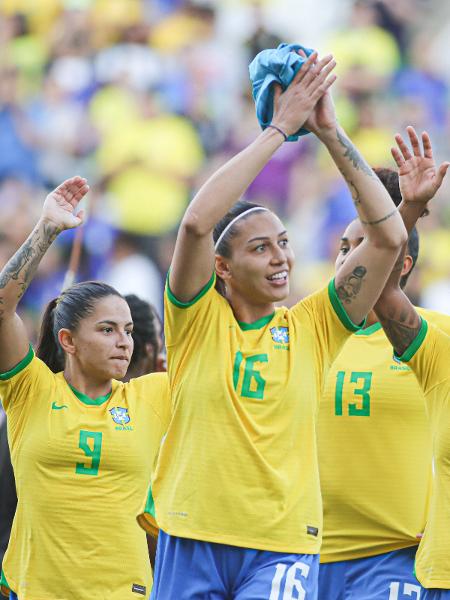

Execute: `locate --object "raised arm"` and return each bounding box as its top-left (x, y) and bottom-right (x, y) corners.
top-left (303, 89), bottom-right (408, 324)
top-left (169, 52), bottom-right (337, 302)
top-left (373, 127), bottom-right (449, 356)
top-left (0, 177), bottom-right (89, 372)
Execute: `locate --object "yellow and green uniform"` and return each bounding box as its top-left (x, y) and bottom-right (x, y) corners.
top-left (318, 308), bottom-right (450, 563)
top-left (397, 320), bottom-right (450, 589)
top-left (0, 349), bottom-right (169, 600)
top-left (139, 275), bottom-right (361, 554)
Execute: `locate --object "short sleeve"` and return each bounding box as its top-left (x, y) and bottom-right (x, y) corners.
top-left (292, 279), bottom-right (364, 368)
top-left (396, 321), bottom-right (450, 395)
top-left (164, 271), bottom-right (218, 347)
top-left (0, 348), bottom-right (52, 413)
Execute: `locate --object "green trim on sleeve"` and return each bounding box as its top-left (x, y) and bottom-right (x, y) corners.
top-left (144, 486), bottom-right (156, 518)
top-left (355, 322), bottom-right (382, 336)
top-left (0, 569), bottom-right (10, 594)
top-left (0, 345), bottom-right (34, 381)
top-left (394, 318), bottom-right (428, 363)
top-left (328, 279), bottom-right (365, 333)
top-left (166, 271), bottom-right (216, 309)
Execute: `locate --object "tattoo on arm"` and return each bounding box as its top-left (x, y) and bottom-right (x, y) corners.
top-left (378, 306), bottom-right (421, 356)
top-left (336, 266), bottom-right (367, 304)
top-left (0, 222), bottom-right (60, 323)
top-left (336, 129), bottom-right (374, 177)
top-left (360, 207), bottom-right (399, 226)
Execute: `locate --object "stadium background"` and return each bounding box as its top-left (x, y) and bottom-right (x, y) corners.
top-left (0, 0), bottom-right (449, 343)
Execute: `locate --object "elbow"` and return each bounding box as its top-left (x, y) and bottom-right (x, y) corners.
top-left (371, 226), bottom-right (408, 251)
top-left (180, 210), bottom-right (211, 238)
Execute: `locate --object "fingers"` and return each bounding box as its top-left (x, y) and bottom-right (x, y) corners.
top-left (391, 146), bottom-right (404, 168)
top-left (394, 133), bottom-right (413, 162)
top-left (421, 131), bottom-right (433, 159)
top-left (292, 51), bottom-right (318, 84)
top-left (55, 177), bottom-right (89, 206)
top-left (406, 126), bottom-right (421, 157)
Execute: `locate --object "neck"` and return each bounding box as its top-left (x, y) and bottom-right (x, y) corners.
top-left (227, 290), bottom-right (275, 324)
top-left (64, 362), bottom-right (112, 399)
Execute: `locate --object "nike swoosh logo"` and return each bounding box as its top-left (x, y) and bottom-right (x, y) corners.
top-left (51, 402), bottom-right (68, 410)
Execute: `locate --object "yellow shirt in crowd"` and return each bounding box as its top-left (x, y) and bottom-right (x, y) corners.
top-left (0, 350), bottom-right (169, 600)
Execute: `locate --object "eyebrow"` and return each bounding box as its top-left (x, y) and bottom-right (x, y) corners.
top-left (340, 237), bottom-right (364, 243)
top-left (247, 230), bottom-right (287, 244)
top-left (96, 320), bottom-right (134, 327)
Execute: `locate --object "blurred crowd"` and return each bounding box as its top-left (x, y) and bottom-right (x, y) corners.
top-left (0, 0), bottom-right (449, 341)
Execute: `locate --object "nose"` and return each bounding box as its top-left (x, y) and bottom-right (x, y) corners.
top-left (271, 245), bottom-right (286, 264)
top-left (117, 332), bottom-right (132, 349)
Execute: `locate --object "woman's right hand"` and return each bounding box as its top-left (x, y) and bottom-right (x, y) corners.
top-left (271, 52), bottom-right (337, 137)
top-left (41, 176), bottom-right (89, 231)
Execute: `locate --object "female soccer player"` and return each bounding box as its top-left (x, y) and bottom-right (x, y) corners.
top-left (145, 51), bottom-right (407, 599)
top-left (318, 128), bottom-right (450, 600)
top-left (373, 131), bottom-right (450, 600)
top-left (0, 177), bottom-right (170, 600)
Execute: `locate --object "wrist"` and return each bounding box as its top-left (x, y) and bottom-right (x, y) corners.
top-left (38, 217), bottom-right (63, 238)
top-left (315, 123), bottom-right (339, 143)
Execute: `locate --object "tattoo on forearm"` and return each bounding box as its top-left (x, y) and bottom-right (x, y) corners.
top-left (336, 266), bottom-right (367, 304)
top-left (336, 129), bottom-right (374, 177)
top-left (0, 222), bottom-right (60, 320)
top-left (338, 170), bottom-right (362, 206)
top-left (360, 208), bottom-right (398, 226)
top-left (378, 306), bottom-right (421, 356)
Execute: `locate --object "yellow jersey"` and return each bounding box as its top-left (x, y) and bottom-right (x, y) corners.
top-left (0, 348), bottom-right (169, 600)
top-left (398, 320), bottom-right (450, 589)
top-left (141, 275), bottom-right (361, 554)
top-left (318, 308), bottom-right (450, 563)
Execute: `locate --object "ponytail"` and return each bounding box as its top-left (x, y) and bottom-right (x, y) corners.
top-left (36, 298), bottom-right (65, 373)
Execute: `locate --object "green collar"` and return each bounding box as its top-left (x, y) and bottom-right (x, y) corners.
top-left (355, 322), bottom-right (382, 336)
top-left (237, 312), bottom-right (275, 331)
top-left (69, 384), bottom-right (112, 406)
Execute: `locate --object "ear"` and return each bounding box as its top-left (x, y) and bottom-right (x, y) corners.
top-left (401, 254), bottom-right (414, 278)
top-left (58, 328), bottom-right (76, 355)
top-left (215, 255), bottom-right (232, 281)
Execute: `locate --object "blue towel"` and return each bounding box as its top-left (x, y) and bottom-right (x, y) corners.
top-left (249, 43), bottom-right (315, 141)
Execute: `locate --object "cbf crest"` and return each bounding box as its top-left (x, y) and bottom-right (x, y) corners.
top-left (270, 326), bottom-right (289, 345)
top-left (109, 407), bottom-right (130, 425)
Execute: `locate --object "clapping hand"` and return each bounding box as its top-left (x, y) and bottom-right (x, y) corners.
top-left (271, 51), bottom-right (337, 138)
top-left (41, 176), bottom-right (89, 231)
top-left (392, 126), bottom-right (450, 205)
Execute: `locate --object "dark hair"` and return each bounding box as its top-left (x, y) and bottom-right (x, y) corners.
top-left (125, 294), bottom-right (162, 374)
top-left (213, 200), bottom-right (266, 295)
top-left (36, 281), bottom-right (123, 373)
top-left (373, 167), bottom-right (428, 288)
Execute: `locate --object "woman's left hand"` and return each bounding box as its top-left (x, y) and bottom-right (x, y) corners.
top-left (392, 126), bottom-right (450, 204)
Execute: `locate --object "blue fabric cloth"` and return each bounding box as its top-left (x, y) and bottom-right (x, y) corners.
top-left (249, 43), bottom-right (315, 141)
top-left (422, 590), bottom-right (450, 599)
top-left (151, 530), bottom-right (319, 599)
top-left (9, 592), bottom-right (18, 600)
top-left (318, 546), bottom-right (423, 599)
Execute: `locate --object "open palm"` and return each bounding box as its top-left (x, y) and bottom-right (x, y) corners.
top-left (42, 176), bottom-right (89, 230)
top-left (392, 127), bottom-right (449, 204)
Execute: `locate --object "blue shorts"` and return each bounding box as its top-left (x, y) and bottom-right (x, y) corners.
top-left (318, 546), bottom-right (423, 599)
top-left (421, 591), bottom-right (450, 599)
top-left (151, 530), bottom-right (319, 599)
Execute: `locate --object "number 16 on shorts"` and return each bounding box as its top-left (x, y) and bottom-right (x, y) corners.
top-left (269, 561), bottom-right (314, 600)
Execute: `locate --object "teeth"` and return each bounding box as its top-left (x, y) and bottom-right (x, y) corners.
top-left (269, 271), bottom-right (288, 280)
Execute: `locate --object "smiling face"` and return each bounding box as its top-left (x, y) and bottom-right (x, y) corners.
top-left (215, 211), bottom-right (295, 305)
top-left (59, 295), bottom-right (134, 382)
